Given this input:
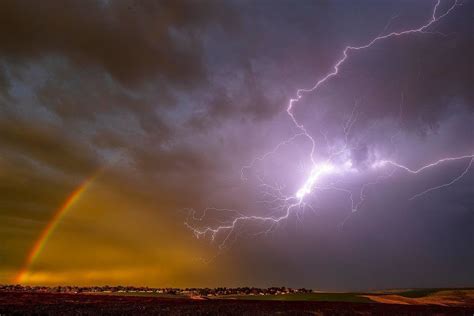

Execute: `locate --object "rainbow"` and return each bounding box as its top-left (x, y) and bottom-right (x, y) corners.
top-left (14, 173), bottom-right (99, 284)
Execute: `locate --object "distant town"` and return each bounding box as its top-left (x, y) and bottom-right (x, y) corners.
top-left (1, 284), bottom-right (313, 297)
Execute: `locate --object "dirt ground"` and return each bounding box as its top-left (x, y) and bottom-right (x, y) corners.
top-left (364, 290), bottom-right (474, 307)
top-left (1, 292), bottom-right (474, 315)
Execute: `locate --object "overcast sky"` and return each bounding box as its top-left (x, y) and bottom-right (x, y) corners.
top-left (0, 0), bottom-right (473, 290)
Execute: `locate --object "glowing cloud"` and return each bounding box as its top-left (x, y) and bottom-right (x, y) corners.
top-left (186, 0), bottom-right (473, 249)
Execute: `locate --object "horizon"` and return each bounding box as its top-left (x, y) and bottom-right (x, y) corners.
top-left (4, 284), bottom-right (474, 292)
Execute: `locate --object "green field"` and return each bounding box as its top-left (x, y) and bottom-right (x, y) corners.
top-left (219, 293), bottom-right (372, 303)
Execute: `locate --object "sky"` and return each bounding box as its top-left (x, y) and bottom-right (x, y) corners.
top-left (0, 0), bottom-right (473, 291)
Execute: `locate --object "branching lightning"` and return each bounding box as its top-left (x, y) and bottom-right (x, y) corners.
top-left (186, 0), bottom-right (472, 248)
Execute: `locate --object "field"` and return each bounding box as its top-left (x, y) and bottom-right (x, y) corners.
top-left (216, 292), bottom-right (373, 303)
top-left (363, 289), bottom-right (474, 306)
top-left (1, 291), bottom-right (474, 315)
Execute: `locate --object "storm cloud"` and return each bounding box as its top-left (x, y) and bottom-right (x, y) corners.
top-left (0, 0), bottom-right (473, 290)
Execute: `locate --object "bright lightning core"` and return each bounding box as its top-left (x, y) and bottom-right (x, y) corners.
top-left (296, 160), bottom-right (356, 200)
top-left (185, 0), bottom-right (473, 249)
top-left (296, 162), bottom-right (336, 199)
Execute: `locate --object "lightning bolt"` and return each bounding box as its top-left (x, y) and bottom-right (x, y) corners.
top-left (186, 0), bottom-right (472, 248)
top-left (375, 154), bottom-right (474, 174)
top-left (410, 157), bottom-right (474, 200)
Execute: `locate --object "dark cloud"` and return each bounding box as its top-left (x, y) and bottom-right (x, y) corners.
top-left (36, 66), bottom-right (173, 136)
top-left (298, 0), bottom-right (474, 135)
top-left (188, 63), bottom-right (282, 129)
top-left (0, 0), bottom-right (235, 87)
top-left (0, 118), bottom-right (98, 176)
